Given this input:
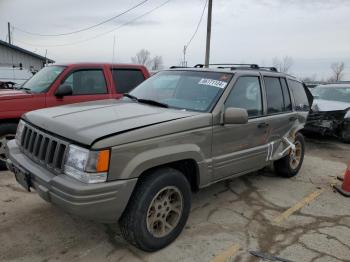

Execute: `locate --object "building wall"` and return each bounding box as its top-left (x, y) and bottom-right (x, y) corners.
top-left (0, 44), bottom-right (46, 71)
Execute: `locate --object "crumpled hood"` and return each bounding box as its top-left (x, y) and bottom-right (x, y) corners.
top-left (24, 99), bottom-right (200, 145)
top-left (312, 99), bottom-right (350, 112)
top-left (0, 89), bottom-right (32, 100)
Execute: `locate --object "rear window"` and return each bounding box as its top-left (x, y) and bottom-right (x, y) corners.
top-left (112, 69), bottom-right (145, 94)
top-left (288, 80), bottom-right (310, 111)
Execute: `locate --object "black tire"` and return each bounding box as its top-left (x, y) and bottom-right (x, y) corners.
top-left (0, 123), bottom-right (17, 170)
top-left (274, 133), bottom-right (305, 178)
top-left (119, 167), bottom-right (191, 252)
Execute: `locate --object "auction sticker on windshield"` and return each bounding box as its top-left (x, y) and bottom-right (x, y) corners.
top-left (198, 78), bottom-right (228, 89)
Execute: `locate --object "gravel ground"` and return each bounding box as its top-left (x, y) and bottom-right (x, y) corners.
top-left (1, 136), bottom-right (350, 262)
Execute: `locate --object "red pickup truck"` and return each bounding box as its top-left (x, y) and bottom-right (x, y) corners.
top-left (0, 63), bottom-right (150, 169)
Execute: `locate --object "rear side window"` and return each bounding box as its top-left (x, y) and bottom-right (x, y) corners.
top-left (112, 69), bottom-right (145, 94)
top-left (264, 77), bottom-right (284, 114)
top-left (288, 80), bottom-right (310, 111)
top-left (280, 78), bottom-right (292, 111)
top-left (225, 76), bottom-right (263, 118)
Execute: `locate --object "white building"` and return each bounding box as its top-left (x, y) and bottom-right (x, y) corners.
top-left (0, 39), bottom-right (54, 72)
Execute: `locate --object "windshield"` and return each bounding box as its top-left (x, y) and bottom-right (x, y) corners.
top-left (312, 86), bottom-right (350, 103)
top-left (21, 66), bottom-right (65, 93)
top-left (129, 71), bottom-right (233, 112)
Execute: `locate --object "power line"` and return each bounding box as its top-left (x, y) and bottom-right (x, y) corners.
top-left (181, 0), bottom-right (208, 66)
top-left (185, 0), bottom-right (208, 49)
top-left (13, 0), bottom-right (149, 37)
top-left (13, 0), bottom-right (173, 48)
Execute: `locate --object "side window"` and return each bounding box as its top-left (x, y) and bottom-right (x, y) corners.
top-left (280, 78), bottom-right (292, 111)
top-left (225, 76), bottom-right (263, 118)
top-left (264, 77), bottom-right (284, 114)
top-left (62, 69), bottom-right (107, 95)
top-left (112, 69), bottom-right (145, 94)
top-left (288, 80), bottom-right (310, 111)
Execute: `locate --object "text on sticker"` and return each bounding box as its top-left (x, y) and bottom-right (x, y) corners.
top-left (198, 78), bottom-right (227, 89)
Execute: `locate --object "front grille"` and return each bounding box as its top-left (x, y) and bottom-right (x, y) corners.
top-left (20, 123), bottom-right (69, 173)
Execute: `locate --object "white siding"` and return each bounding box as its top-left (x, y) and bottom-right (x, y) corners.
top-left (0, 44), bottom-right (46, 71)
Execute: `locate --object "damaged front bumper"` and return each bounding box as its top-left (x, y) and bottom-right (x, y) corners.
top-left (304, 109), bottom-right (348, 137)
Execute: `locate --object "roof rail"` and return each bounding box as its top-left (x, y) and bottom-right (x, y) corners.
top-left (194, 63), bottom-right (260, 69)
top-left (169, 66), bottom-right (190, 69)
top-left (260, 67), bottom-right (278, 72)
top-left (172, 64), bottom-right (279, 72)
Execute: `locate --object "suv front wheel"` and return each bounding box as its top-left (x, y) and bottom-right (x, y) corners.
top-left (119, 167), bottom-right (191, 252)
top-left (274, 133), bottom-right (305, 178)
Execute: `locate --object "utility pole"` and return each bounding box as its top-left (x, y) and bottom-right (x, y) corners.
top-left (204, 0), bottom-right (212, 67)
top-left (7, 22), bottom-right (11, 45)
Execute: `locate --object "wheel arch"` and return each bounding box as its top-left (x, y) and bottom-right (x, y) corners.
top-left (111, 145), bottom-right (207, 191)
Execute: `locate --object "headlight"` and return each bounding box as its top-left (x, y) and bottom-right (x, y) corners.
top-left (345, 110), bottom-right (350, 119)
top-left (15, 120), bottom-right (25, 145)
top-left (64, 145), bottom-right (110, 184)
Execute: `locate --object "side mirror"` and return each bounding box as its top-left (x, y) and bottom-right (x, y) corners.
top-left (55, 84), bottom-right (73, 98)
top-left (224, 107), bottom-right (248, 125)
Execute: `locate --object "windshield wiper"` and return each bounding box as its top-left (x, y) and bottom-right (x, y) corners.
top-left (123, 93), bottom-right (168, 108)
top-left (123, 93), bottom-right (139, 101)
top-left (138, 99), bottom-right (169, 108)
top-left (16, 87), bottom-right (32, 93)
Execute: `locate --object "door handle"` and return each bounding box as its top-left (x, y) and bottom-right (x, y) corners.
top-left (257, 122), bottom-right (269, 128)
top-left (289, 116), bottom-right (297, 122)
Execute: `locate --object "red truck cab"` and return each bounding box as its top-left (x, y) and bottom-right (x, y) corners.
top-left (0, 63), bottom-right (150, 169)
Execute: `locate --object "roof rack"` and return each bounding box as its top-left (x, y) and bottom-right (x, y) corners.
top-left (193, 63), bottom-right (278, 72)
top-left (169, 66), bottom-right (190, 69)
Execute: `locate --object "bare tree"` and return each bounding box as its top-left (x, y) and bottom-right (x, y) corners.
top-left (131, 49), bottom-right (152, 67)
top-left (330, 62), bottom-right (345, 82)
top-left (150, 56), bottom-right (163, 70)
top-left (272, 56), bottom-right (294, 73)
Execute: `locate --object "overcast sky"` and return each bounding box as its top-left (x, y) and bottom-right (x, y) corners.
top-left (0, 0), bottom-right (349, 80)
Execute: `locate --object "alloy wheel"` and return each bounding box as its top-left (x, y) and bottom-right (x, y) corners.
top-left (289, 141), bottom-right (302, 170)
top-left (146, 186), bottom-right (183, 238)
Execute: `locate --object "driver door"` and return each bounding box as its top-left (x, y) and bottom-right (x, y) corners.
top-left (212, 75), bottom-right (270, 181)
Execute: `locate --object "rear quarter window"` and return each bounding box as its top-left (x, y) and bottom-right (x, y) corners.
top-left (288, 80), bottom-right (310, 111)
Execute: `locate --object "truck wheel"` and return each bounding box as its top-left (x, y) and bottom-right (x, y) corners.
top-left (274, 133), bottom-right (305, 178)
top-left (119, 167), bottom-right (191, 252)
top-left (0, 123), bottom-right (17, 170)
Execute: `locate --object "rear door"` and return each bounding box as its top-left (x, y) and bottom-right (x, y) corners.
top-left (261, 74), bottom-right (298, 159)
top-left (46, 67), bottom-right (112, 107)
top-left (212, 73), bottom-right (270, 181)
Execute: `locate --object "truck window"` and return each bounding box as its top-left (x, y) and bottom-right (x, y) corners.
top-left (264, 77), bottom-right (285, 114)
top-left (288, 80), bottom-right (310, 111)
top-left (62, 69), bottom-right (107, 95)
top-left (225, 76), bottom-right (263, 118)
top-left (112, 69), bottom-right (145, 94)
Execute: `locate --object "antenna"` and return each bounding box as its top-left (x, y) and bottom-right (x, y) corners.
top-left (112, 34), bottom-right (116, 64)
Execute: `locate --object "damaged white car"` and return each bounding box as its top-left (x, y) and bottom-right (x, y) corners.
top-left (305, 84), bottom-right (350, 142)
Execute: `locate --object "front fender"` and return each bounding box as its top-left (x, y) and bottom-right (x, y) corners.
top-left (109, 144), bottom-right (208, 182)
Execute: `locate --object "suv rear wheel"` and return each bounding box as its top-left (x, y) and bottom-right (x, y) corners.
top-left (274, 133), bottom-right (305, 178)
top-left (119, 167), bottom-right (191, 252)
top-left (0, 123), bottom-right (17, 170)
